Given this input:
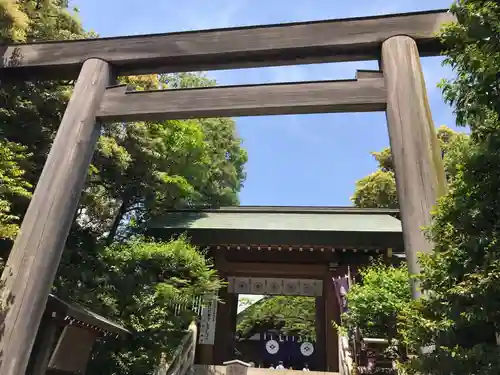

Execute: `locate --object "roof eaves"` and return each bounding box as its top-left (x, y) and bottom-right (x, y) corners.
top-left (47, 295), bottom-right (132, 337)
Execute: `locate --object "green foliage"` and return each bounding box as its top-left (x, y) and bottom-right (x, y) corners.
top-left (0, 0), bottom-right (89, 43)
top-left (89, 116), bottom-right (210, 241)
top-left (351, 126), bottom-right (468, 209)
top-left (75, 236), bottom-right (223, 375)
top-left (80, 73), bottom-right (247, 244)
top-left (0, 141), bottom-right (32, 239)
top-left (0, 2), bottom-right (247, 246)
top-left (351, 170), bottom-right (398, 209)
top-left (0, 0), bottom-right (95, 222)
top-left (237, 296), bottom-right (316, 339)
top-left (397, 1), bottom-right (500, 374)
top-left (342, 264), bottom-right (411, 339)
top-left (439, 0), bottom-right (500, 128)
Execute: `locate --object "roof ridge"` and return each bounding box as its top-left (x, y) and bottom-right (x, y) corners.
top-left (159, 206), bottom-right (400, 214)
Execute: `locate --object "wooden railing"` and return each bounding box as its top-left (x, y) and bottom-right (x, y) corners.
top-left (155, 322), bottom-right (198, 375)
top-left (339, 335), bottom-right (354, 375)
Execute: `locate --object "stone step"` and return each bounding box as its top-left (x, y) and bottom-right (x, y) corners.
top-left (193, 365), bottom-right (339, 375)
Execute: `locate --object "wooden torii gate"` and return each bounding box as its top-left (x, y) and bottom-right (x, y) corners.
top-left (0, 9), bottom-right (452, 375)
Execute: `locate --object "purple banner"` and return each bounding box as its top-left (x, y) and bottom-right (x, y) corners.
top-left (333, 277), bottom-right (349, 312)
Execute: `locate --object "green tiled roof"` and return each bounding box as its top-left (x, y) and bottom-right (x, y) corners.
top-left (150, 206), bottom-right (401, 233)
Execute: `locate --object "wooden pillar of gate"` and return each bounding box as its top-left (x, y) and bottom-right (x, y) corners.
top-left (0, 58), bottom-right (113, 375)
top-left (197, 343), bottom-right (215, 365)
top-left (315, 296), bottom-right (326, 370)
top-left (214, 285), bottom-right (238, 364)
top-left (324, 271), bottom-right (340, 372)
top-left (228, 292), bottom-right (239, 359)
top-left (381, 36), bottom-right (446, 299)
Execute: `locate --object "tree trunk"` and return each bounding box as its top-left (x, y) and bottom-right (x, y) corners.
top-left (105, 199), bottom-right (128, 246)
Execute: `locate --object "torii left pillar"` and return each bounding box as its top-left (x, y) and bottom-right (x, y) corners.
top-left (0, 58), bottom-right (113, 375)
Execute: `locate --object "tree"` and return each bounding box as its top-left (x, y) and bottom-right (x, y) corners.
top-left (342, 263), bottom-right (411, 339)
top-left (236, 296), bottom-right (316, 339)
top-left (0, 0), bottom-right (95, 227)
top-left (0, 141), bottom-right (32, 240)
top-left (0, 0), bottom-right (89, 43)
top-left (161, 73), bottom-right (247, 207)
top-left (351, 126), bottom-right (468, 209)
top-left (88, 116), bottom-right (212, 243)
top-left (0, 3), bottom-right (247, 248)
top-left (80, 74), bottom-right (247, 245)
top-left (348, 127), bottom-right (468, 368)
top-left (80, 236), bottom-right (223, 375)
top-left (397, 1), bottom-right (500, 374)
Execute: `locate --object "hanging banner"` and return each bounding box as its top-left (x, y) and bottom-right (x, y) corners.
top-left (333, 277), bottom-right (350, 312)
top-left (199, 294), bottom-right (218, 344)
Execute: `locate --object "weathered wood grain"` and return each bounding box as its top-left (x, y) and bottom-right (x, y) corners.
top-left (356, 70), bottom-right (383, 79)
top-left (0, 58), bottom-right (113, 375)
top-left (381, 36), bottom-right (447, 298)
top-left (0, 10), bottom-right (454, 79)
top-left (97, 76), bottom-right (386, 122)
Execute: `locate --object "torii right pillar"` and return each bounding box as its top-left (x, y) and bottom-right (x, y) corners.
top-left (381, 36), bottom-right (447, 298)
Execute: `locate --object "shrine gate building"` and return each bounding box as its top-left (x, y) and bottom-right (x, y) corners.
top-left (148, 206), bottom-right (403, 372)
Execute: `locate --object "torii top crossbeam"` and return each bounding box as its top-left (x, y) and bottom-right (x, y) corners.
top-left (0, 9), bottom-right (453, 80)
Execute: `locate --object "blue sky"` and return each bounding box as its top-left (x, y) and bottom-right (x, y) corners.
top-left (72, 0), bottom-right (458, 207)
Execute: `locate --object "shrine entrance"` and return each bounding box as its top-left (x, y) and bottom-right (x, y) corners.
top-left (231, 288), bottom-right (319, 369)
top-left (148, 206), bottom-right (403, 372)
